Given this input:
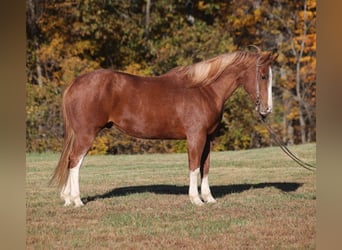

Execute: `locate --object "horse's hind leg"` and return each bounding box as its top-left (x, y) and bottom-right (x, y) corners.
top-left (61, 154), bottom-right (85, 207)
top-left (61, 132), bottom-right (96, 207)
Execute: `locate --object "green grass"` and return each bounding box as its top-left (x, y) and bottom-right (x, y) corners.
top-left (26, 143), bottom-right (316, 249)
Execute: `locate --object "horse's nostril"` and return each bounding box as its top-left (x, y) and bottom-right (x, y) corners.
top-left (260, 113), bottom-right (267, 119)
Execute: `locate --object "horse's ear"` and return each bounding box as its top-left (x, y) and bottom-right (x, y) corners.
top-left (261, 51), bottom-right (278, 64)
top-left (260, 51), bottom-right (272, 63)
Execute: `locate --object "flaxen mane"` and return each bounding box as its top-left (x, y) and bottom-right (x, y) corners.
top-left (173, 51), bottom-right (257, 88)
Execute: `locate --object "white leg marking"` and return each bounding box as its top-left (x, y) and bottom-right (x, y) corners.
top-left (201, 175), bottom-right (216, 203)
top-left (69, 156), bottom-right (84, 207)
top-left (70, 156), bottom-right (84, 207)
top-left (61, 172), bottom-right (72, 206)
top-left (267, 66), bottom-right (273, 112)
top-left (189, 168), bottom-right (203, 206)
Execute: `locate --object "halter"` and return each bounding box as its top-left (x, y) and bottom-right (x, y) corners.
top-left (248, 45), bottom-right (262, 110)
top-left (255, 55), bottom-right (262, 111)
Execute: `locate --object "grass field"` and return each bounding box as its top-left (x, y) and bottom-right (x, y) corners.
top-left (26, 143), bottom-right (316, 249)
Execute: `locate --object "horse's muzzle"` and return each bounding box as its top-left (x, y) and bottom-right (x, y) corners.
top-left (258, 106), bottom-right (272, 118)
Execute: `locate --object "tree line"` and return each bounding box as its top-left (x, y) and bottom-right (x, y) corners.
top-left (26, 0), bottom-right (316, 154)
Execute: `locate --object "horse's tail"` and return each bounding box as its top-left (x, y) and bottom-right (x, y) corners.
top-left (49, 85), bottom-right (74, 189)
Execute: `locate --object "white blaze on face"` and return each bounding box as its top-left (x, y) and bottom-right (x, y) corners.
top-left (267, 66), bottom-right (273, 112)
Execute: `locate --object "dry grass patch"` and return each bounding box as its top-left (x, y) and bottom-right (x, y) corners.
top-left (27, 143), bottom-right (316, 249)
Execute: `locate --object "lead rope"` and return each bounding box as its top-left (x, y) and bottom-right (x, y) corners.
top-left (254, 56), bottom-right (261, 110)
top-left (258, 117), bottom-right (316, 172)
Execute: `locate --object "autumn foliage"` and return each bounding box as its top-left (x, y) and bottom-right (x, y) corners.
top-left (26, 0), bottom-right (316, 154)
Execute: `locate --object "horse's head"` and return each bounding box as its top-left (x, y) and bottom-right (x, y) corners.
top-left (242, 51), bottom-right (277, 118)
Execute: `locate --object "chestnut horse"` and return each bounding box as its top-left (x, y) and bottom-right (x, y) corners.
top-left (50, 49), bottom-right (276, 207)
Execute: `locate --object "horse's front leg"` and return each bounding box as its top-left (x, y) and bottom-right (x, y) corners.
top-left (201, 175), bottom-right (216, 203)
top-left (200, 139), bottom-right (216, 203)
top-left (187, 133), bottom-right (207, 206)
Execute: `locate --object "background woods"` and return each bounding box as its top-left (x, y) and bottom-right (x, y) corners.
top-left (26, 0), bottom-right (316, 154)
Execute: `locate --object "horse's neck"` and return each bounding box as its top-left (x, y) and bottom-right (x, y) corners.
top-left (208, 73), bottom-right (241, 107)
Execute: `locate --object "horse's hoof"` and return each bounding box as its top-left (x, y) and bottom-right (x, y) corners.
top-left (202, 194), bottom-right (217, 203)
top-left (190, 196), bottom-right (204, 206)
top-left (74, 198), bottom-right (84, 208)
top-left (63, 200), bottom-right (72, 207)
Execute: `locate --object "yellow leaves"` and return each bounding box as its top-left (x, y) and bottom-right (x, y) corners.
top-left (232, 18), bottom-right (242, 28)
top-left (277, 53), bottom-right (286, 64)
top-left (304, 33), bottom-right (316, 51)
top-left (282, 80), bottom-right (296, 90)
top-left (60, 57), bottom-right (100, 84)
top-left (254, 124), bottom-right (270, 142)
top-left (307, 0), bottom-right (317, 10)
top-left (231, 6), bottom-right (263, 31)
top-left (300, 62), bottom-right (316, 83)
top-left (253, 8), bottom-right (262, 21)
top-left (124, 63), bottom-right (152, 76)
top-left (198, 1), bottom-right (208, 11)
top-left (286, 107), bottom-right (300, 120)
top-left (72, 21), bottom-right (90, 36)
top-left (38, 34), bottom-right (64, 62)
top-left (26, 101), bottom-right (40, 119)
top-left (89, 136), bottom-right (110, 155)
top-left (293, 33), bottom-right (316, 51)
top-left (37, 30), bottom-right (100, 84)
top-left (72, 40), bottom-right (94, 55)
top-left (299, 56), bottom-right (311, 64)
top-left (39, 16), bottom-right (64, 34)
top-left (299, 9), bottom-right (315, 20)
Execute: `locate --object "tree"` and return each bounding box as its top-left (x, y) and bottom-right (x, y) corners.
top-left (26, 0), bottom-right (316, 154)
top-left (263, 0), bottom-right (316, 143)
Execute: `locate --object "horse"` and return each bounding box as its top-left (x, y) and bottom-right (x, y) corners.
top-left (50, 48), bottom-right (277, 207)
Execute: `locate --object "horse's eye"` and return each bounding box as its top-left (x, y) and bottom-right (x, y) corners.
top-left (261, 74), bottom-right (267, 80)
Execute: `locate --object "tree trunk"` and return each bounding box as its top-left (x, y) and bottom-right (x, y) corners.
top-left (296, 60), bottom-right (306, 143)
top-left (145, 0), bottom-right (151, 38)
top-left (35, 40), bottom-right (43, 87)
top-left (294, 0), bottom-right (308, 143)
top-left (27, 0), bottom-right (43, 86)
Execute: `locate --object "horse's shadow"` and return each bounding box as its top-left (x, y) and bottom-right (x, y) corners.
top-left (82, 182), bottom-right (302, 204)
